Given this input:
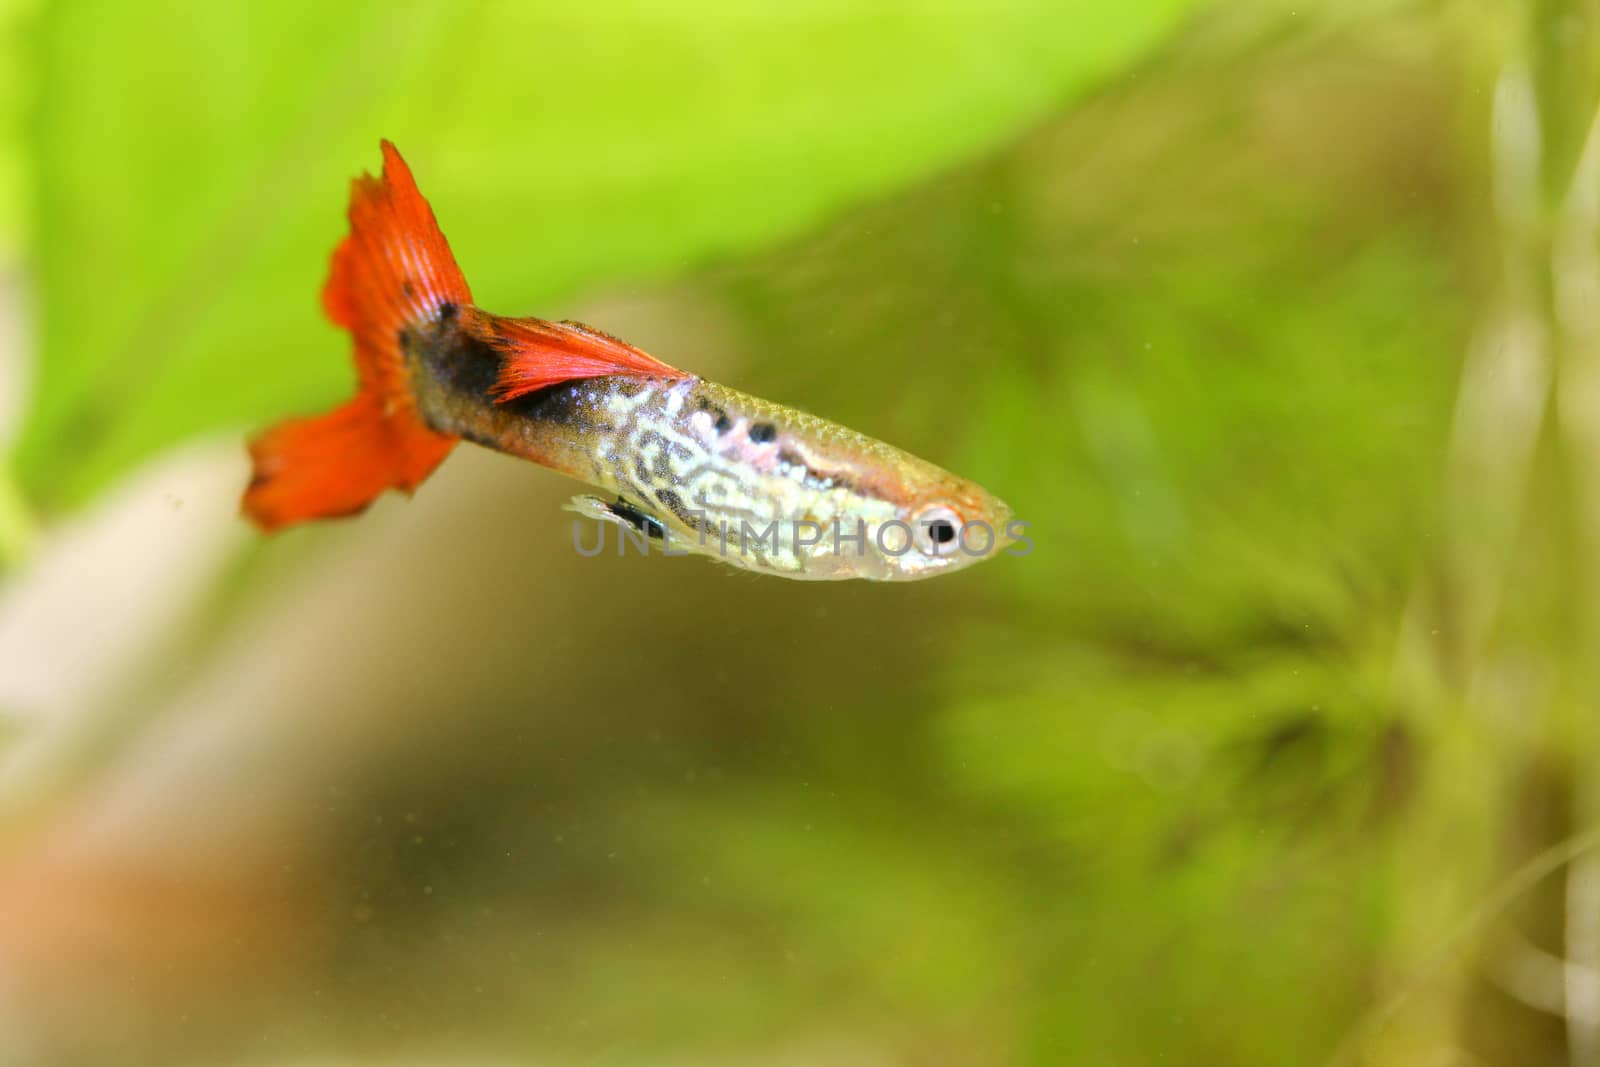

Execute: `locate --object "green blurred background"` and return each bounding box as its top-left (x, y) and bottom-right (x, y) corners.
top-left (1, 1), bottom-right (1598, 1064)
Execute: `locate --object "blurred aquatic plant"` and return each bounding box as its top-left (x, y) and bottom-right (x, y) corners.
top-left (0, 1), bottom-right (26, 260)
top-left (1, 0), bottom-right (1196, 525)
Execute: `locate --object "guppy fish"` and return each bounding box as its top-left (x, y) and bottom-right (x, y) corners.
top-left (243, 141), bottom-right (1017, 581)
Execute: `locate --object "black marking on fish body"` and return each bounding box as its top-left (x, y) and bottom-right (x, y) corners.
top-left (694, 395), bottom-right (732, 431)
top-left (417, 324), bottom-right (500, 398)
top-left (497, 379), bottom-right (595, 429)
top-left (749, 422), bottom-right (777, 444)
top-left (608, 497), bottom-right (665, 540)
top-left (630, 428), bottom-right (678, 482)
top-left (655, 488), bottom-right (702, 532)
top-left (413, 322), bottom-right (601, 434)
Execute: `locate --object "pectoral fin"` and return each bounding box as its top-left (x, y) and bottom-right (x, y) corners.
top-left (565, 494), bottom-right (666, 542)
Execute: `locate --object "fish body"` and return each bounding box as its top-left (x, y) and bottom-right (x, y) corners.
top-left (244, 142), bottom-right (1015, 581)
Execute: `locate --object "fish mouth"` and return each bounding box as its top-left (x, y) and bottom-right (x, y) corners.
top-left (959, 496), bottom-right (1015, 560)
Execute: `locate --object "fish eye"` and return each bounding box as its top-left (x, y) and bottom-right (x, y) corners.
top-left (913, 506), bottom-right (964, 556)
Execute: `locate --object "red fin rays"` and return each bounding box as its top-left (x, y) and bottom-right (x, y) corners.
top-left (483, 316), bottom-right (687, 402)
top-left (321, 140), bottom-right (471, 346)
top-left (243, 141), bottom-right (466, 532)
top-left (245, 393), bottom-right (449, 527)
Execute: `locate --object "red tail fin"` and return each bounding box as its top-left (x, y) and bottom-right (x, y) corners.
top-left (243, 140), bottom-right (467, 532)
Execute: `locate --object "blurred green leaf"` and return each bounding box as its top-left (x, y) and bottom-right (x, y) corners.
top-left (0, 0), bottom-right (31, 259)
top-left (12, 0), bottom-right (1195, 508)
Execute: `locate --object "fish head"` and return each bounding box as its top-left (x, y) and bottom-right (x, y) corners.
top-left (873, 470), bottom-right (1016, 581)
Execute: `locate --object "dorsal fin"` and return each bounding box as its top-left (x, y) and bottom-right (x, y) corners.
top-left (478, 315), bottom-right (688, 401)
